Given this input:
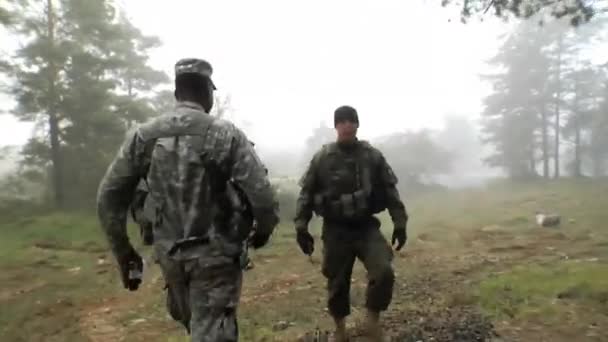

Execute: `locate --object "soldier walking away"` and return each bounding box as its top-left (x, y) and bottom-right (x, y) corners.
top-left (97, 58), bottom-right (279, 341)
top-left (294, 105), bottom-right (409, 342)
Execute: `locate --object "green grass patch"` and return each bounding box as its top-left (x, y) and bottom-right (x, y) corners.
top-left (0, 212), bottom-right (142, 341)
top-left (477, 261), bottom-right (608, 320)
top-left (0, 212), bottom-right (147, 264)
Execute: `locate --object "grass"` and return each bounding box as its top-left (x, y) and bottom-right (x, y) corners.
top-left (1, 178), bottom-right (608, 341)
top-left (478, 262), bottom-right (608, 320)
top-left (0, 213), bottom-right (145, 341)
top-left (395, 178), bottom-right (608, 243)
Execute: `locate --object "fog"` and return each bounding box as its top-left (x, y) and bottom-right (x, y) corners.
top-left (2, 1), bottom-right (506, 146)
top-left (120, 0), bottom-right (506, 148)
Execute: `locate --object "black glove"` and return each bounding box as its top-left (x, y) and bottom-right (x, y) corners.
top-left (296, 229), bottom-right (314, 255)
top-left (249, 231), bottom-right (271, 249)
top-left (391, 227), bottom-right (407, 251)
top-left (115, 245), bottom-right (143, 291)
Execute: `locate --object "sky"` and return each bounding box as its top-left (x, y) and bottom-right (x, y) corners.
top-left (117, 0), bottom-right (509, 151)
top-left (0, 0), bottom-right (602, 152)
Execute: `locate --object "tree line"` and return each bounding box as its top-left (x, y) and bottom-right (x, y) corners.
top-left (480, 14), bottom-right (608, 179)
top-left (1, 0), bottom-right (606, 213)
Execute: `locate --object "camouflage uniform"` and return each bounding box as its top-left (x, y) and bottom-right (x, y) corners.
top-left (294, 139), bottom-right (408, 320)
top-left (97, 59), bottom-right (279, 341)
top-left (130, 180), bottom-right (154, 245)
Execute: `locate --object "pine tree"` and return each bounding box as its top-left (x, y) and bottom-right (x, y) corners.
top-left (589, 67), bottom-right (608, 176)
top-left (561, 65), bottom-right (604, 176)
top-left (480, 13), bottom-right (605, 179)
top-left (481, 20), bottom-right (550, 178)
top-left (4, 0), bottom-right (168, 208)
top-left (108, 11), bottom-right (169, 127)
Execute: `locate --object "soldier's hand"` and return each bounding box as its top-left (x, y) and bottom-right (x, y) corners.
top-left (391, 227), bottom-right (407, 251)
top-left (115, 245), bottom-right (143, 291)
top-left (249, 231), bottom-right (271, 249)
top-left (296, 229), bottom-right (314, 255)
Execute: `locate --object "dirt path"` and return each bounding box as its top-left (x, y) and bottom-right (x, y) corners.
top-left (295, 227), bottom-right (605, 342)
top-left (77, 264), bottom-right (166, 342)
top-left (79, 297), bottom-right (128, 342)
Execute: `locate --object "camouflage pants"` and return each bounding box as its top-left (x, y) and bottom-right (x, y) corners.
top-left (321, 219), bottom-right (395, 319)
top-left (157, 253), bottom-right (243, 342)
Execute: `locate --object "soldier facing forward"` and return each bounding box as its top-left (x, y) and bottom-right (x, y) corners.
top-left (294, 105), bottom-right (409, 341)
top-left (97, 58), bottom-right (279, 341)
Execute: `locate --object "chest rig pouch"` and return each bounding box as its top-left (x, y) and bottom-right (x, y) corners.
top-left (313, 143), bottom-right (373, 222)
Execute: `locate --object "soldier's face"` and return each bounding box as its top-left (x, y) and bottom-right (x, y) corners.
top-left (335, 120), bottom-right (358, 142)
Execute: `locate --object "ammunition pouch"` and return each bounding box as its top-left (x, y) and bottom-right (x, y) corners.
top-left (313, 189), bottom-right (371, 221)
top-left (369, 188), bottom-right (388, 214)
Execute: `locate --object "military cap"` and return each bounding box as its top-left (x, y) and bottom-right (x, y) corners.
top-left (174, 58), bottom-right (217, 89)
top-left (334, 105), bottom-right (359, 126)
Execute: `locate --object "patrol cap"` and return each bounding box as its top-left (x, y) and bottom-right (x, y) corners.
top-left (174, 58), bottom-right (217, 90)
top-left (334, 105), bottom-right (359, 126)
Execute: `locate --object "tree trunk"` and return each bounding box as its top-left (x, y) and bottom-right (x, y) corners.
top-left (574, 119), bottom-right (581, 177)
top-left (530, 152), bottom-right (536, 176)
top-left (554, 34), bottom-right (562, 179)
top-left (541, 107), bottom-right (549, 178)
top-left (573, 78), bottom-right (582, 177)
top-left (47, 0), bottom-right (64, 208)
top-left (591, 128), bottom-right (606, 177)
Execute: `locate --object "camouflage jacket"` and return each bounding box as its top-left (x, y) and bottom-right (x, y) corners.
top-left (97, 101), bottom-right (279, 259)
top-left (294, 140), bottom-right (408, 231)
top-left (129, 180), bottom-right (153, 227)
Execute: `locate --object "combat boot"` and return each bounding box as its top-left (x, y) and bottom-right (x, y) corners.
top-left (365, 310), bottom-right (383, 341)
top-left (333, 317), bottom-right (347, 342)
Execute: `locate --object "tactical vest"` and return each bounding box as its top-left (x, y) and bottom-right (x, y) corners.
top-left (312, 141), bottom-right (384, 222)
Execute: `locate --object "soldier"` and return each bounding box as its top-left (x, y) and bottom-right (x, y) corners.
top-left (294, 105), bottom-right (409, 342)
top-left (97, 58), bottom-right (279, 341)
